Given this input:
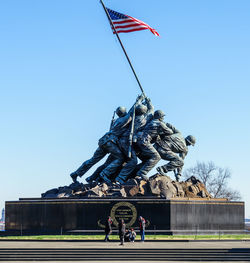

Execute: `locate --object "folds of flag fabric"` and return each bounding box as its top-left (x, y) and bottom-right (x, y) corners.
top-left (107, 8), bottom-right (160, 36)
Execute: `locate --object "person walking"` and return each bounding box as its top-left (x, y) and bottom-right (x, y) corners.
top-left (138, 216), bottom-right (146, 242)
top-left (118, 219), bottom-right (126, 245)
top-left (104, 216), bottom-right (113, 242)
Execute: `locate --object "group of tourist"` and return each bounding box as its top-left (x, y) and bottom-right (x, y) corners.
top-left (70, 94), bottom-right (196, 184)
top-left (105, 216), bottom-right (146, 245)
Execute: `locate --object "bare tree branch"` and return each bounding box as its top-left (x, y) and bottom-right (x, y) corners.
top-left (183, 161), bottom-right (241, 200)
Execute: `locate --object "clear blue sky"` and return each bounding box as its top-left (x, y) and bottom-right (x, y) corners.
top-left (1, 0), bottom-right (250, 218)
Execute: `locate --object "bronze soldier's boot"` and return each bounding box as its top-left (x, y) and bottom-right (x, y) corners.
top-left (115, 177), bottom-right (125, 185)
top-left (70, 172), bottom-right (78, 183)
top-left (174, 172), bottom-right (181, 182)
top-left (141, 175), bottom-right (149, 181)
top-left (156, 166), bottom-right (167, 176)
top-left (85, 176), bottom-right (92, 183)
top-left (99, 172), bottom-right (112, 184)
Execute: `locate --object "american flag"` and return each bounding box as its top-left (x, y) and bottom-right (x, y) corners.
top-left (107, 8), bottom-right (160, 36)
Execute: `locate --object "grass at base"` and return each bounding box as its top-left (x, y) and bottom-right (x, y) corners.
top-left (0, 234), bottom-right (249, 240)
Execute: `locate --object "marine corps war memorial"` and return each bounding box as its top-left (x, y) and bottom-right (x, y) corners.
top-left (5, 1), bottom-right (244, 236)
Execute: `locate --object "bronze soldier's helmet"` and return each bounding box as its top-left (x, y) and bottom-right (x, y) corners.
top-left (185, 135), bottom-right (196, 146)
top-left (116, 106), bottom-right (127, 117)
top-left (154, 110), bottom-right (165, 120)
top-left (135, 104), bottom-right (147, 115)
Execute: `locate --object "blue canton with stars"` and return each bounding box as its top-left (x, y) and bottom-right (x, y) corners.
top-left (107, 8), bottom-right (128, 20)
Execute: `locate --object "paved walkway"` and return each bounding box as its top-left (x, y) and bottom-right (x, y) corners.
top-left (1, 240), bottom-right (250, 249)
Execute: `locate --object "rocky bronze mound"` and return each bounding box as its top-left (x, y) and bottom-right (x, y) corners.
top-left (41, 175), bottom-right (213, 199)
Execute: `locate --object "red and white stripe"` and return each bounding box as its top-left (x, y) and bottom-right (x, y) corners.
top-left (112, 16), bottom-right (159, 36)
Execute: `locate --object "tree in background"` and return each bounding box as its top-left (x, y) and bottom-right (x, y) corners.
top-left (183, 161), bottom-right (241, 200)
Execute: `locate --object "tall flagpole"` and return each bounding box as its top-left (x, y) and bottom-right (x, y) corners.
top-left (100, 0), bottom-right (146, 97)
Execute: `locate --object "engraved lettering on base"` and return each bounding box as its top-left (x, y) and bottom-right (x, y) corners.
top-left (110, 202), bottom-right (137, 227)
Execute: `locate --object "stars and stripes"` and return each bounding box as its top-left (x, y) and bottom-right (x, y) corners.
top-left (107, 8), bottom-right (160, 36)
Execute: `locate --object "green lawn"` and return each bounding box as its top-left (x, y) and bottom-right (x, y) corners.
top-left (0, 234), bottom-right (249, 240)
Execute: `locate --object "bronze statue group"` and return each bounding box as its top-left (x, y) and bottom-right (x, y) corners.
top-left (70, 94), bottom-right (196, 184)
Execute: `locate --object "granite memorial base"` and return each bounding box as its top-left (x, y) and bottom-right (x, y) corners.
top-left (5, 198), bottom-right (245, 235)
